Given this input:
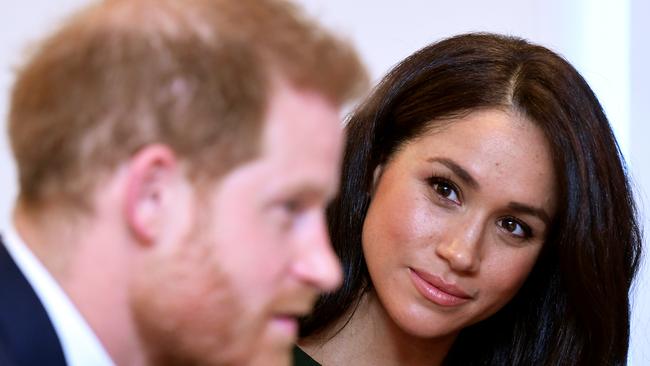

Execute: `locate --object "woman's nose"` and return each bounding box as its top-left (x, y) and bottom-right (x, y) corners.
top-left (435, 219), bottom-right (482, 273)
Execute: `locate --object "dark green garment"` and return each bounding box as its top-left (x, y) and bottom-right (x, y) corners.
top-left (293, 346), bottom-right (321, 366)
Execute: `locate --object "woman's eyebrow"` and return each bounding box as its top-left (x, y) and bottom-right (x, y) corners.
top-left (508, 202), bottom-right (551, 225)
top-left (427, 157), bottom-right (552, 225)
top-left (427, 157), bottom-right (480, 190)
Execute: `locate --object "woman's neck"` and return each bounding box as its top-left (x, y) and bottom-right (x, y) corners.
top-left (299, 290), bottom-right (457, 366)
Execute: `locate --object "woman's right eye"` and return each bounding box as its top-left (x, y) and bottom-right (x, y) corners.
top-left (429, 178), bottom-right (461, 205)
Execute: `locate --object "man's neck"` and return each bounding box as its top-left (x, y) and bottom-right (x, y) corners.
top-left (13, 202), bottom-right (79, 278)
top-left (12, 203), bottom-right (147, 366)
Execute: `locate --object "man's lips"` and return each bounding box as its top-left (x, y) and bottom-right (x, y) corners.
top-left (269, 302), bottom-right (314, 338)
top-left (409, 268), bottom-right (473, 307)
top-left (269, 314), bottom-right (299, 336)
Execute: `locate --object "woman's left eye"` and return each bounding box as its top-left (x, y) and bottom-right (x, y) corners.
top-left (497, 217), bottom-right (532, 238)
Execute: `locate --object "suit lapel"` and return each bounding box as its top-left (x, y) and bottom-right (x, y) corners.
top-left (0, 235), bottom-right (68, 366)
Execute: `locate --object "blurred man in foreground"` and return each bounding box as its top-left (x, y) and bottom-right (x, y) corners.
top-left (0, 0), bottom-right (367, 365)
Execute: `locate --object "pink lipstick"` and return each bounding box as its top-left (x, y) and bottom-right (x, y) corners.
top-left (409, 268), bottom-right (473, 307)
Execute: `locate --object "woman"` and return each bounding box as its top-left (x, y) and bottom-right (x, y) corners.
top-left (295, 33), bottom-right (642, 365)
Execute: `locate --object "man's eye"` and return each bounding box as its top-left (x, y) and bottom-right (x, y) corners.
top-left (269, 199), bottom-right (302, 231)
top-left (282, 199), bottom-right (301, 214)
top-left (429, 178), bottom-right (461, 205)
top-left (497, 217), bottom-right (532, 238)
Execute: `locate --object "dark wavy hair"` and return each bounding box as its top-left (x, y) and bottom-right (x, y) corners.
top-left (300, 33), bottom-right (642, 365)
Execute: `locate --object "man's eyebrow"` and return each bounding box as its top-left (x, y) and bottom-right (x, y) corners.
top-left (427, 157), bottom-right (480, 190)
top-left (281, 182), bottom-right (335, 202)
top-left (508, 202), bottom-right (552, 225)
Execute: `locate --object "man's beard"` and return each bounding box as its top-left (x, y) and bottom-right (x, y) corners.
top-left (128, 227), bottom-right (260, 365)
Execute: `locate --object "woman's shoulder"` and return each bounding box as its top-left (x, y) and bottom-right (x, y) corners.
top-left (293, 345), bottom-right (322, 366)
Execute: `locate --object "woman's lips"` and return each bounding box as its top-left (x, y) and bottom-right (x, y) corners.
top-left (409, 268), bottom-right (473, 307)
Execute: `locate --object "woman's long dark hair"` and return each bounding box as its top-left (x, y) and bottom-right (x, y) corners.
top-left (300, 33), bottom-right (642, 365)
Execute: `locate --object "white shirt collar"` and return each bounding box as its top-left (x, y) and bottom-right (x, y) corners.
top-left (1, 221), bottom-right (115, 366)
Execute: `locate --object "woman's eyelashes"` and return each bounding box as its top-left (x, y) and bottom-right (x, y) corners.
top-left (427, 176), bottom-right (461, 205)
top-left (497, 216), bottom-right (533, 239)
top-left (426, 175), bottom-right (536, 241)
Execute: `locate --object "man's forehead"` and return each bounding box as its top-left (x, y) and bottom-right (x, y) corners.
top-left (265, 170), bottom-right (338, 199)
top-left (262, 81), bottom-right (340, 135)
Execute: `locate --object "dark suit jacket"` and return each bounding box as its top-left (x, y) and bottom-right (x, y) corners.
top-left (0, 235), bottom-right (67, 366)
top-left (293, 346), bottom-right (321, 366)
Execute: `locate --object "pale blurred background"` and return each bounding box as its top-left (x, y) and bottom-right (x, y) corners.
top-left (1, 1), bottom-right (648, 364)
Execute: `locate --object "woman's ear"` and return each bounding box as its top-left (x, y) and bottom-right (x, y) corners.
top-left (370, 164), bottom-right (384, 197)
top-left (123, 144), bottom-right (179, 245)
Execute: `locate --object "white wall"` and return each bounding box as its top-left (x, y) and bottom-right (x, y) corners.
top-left (0, 0), bottom-right (91, 225)
top-left (629, 0), bottom-right (650, 364)
top-left (1, 1), bottom-right (648, 364)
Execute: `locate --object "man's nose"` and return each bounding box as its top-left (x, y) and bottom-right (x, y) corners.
top-left (292, 213), bottom-right (342, 292)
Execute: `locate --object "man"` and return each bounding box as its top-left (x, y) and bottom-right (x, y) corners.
top-left (0, 0), bottom-right (368, 365)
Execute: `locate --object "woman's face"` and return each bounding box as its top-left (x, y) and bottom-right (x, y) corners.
top-left (362, 108), bottom-right (557, 340)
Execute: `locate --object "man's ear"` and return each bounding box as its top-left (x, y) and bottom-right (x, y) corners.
top-left (123, 144), bottom-right (180, 245)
